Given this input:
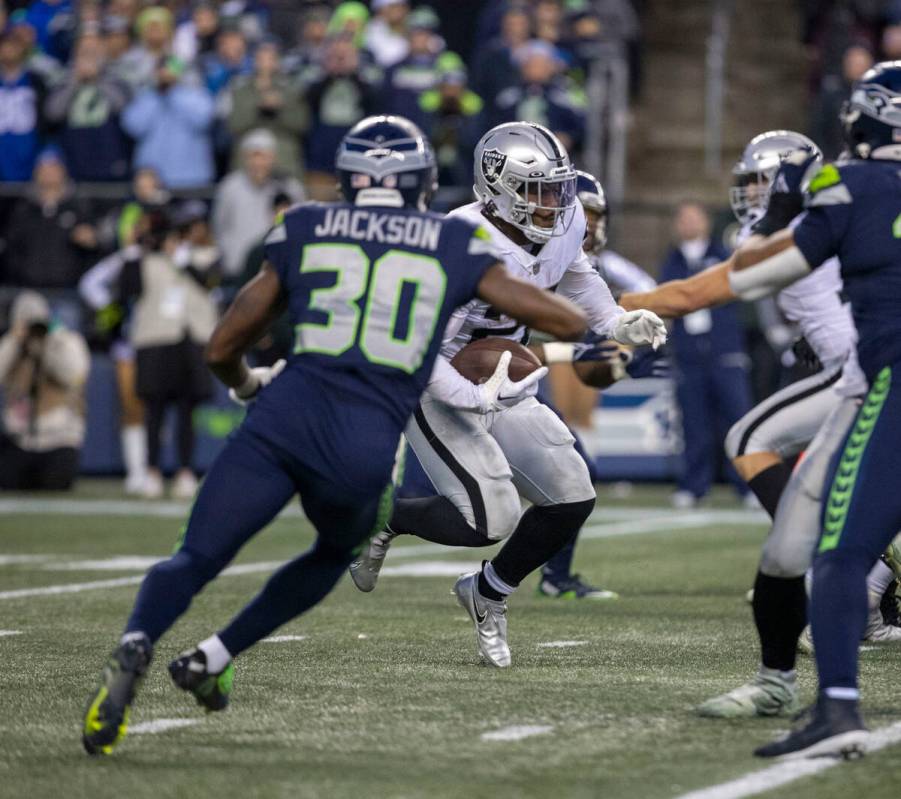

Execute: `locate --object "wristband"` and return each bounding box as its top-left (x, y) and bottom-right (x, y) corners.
top-left (542, 342), bottom-right (575, 364)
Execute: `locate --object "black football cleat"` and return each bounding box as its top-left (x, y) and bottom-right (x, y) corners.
top-left (82, 634), bottom-right (153, 755)
top-left (169, 648), bottom-right (234, 712)
top-left (753, 694), bottom-right (868, 760)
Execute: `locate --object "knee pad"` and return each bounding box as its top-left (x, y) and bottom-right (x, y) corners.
top-left (484, 484), bottom-right (523, 541)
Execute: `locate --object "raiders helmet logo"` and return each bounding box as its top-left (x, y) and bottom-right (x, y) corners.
top-left (481, 148), bottom-right (507, 183)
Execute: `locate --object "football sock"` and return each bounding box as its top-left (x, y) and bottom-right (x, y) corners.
top-left (490, 499), bottom-right (595, 590)
top-left (388, 496), bottom-right (492, 547)
top-left (198, 634), bottom-right (232, 673)
top-left (811, 549), bottom-right (870, 691)
top-left (752, 571), bottom-right (807, 672)
top-left (121, 424), bottom-right (147, 484)
top-left (218, 538), bottom-right (353, 658)
top-left (866, 558), bottom-right (895, 605)
top-left (747, 461), bottom-right (792, 519)
top-left (478, 560), bottom-right (515, 601)
top-left (541, 537), bottom-right (576, 581)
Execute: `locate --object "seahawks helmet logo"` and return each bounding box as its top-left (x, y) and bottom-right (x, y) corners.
top-left (481, 148), bottom-right (507, 183)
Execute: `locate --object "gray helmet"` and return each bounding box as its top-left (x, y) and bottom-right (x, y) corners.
top-left (730, 130), bottom-right (822, 225)
top-left (473, 121), bottom-right (578, 243)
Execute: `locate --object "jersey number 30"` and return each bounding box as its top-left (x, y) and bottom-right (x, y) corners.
top-left (295, 243), bottom-right (447, 374)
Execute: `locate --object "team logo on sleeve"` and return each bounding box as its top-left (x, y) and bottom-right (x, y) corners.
top-left (481, 148), bottom-right (507, 183)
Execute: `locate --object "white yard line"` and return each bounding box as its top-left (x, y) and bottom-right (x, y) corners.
top-left (379, 560), bottom-right (481, 578)
top-left (672, 721), bottom-right (901, 799)
top-left (261, 635), bottom-right (308, 643)
top-left (537, 640), bottom-right (589, 648)
top-left (129, 718), bottom-right (200, 735)
top-left (0, 630), bottom-right (22, 637)
top-left (481, 725), bottom-right (554, 742)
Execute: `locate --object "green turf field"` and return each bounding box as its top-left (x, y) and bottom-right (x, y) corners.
top-left (1, 483), bottom-right (900, 799)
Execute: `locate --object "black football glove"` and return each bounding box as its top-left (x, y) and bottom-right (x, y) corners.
top-left (791, 336), bottom-right (822, 372)
top-left (625, 345), bottom-right (670, 379)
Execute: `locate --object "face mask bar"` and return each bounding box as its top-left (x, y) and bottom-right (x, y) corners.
top-left (509, 174), bottom-right (577, 238)
top-left (730, 171), bottom-right (771, 226)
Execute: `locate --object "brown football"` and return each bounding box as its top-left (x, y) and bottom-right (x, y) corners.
top-left (450, 338), bottom-right (542, 384)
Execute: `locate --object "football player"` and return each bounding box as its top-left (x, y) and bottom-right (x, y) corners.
top-left (619, 129), bottom-right (901, 721)
top-left (623, 62), bottom-right (901, 758)
top-left (81, 115), bottom-right (591, 755)
top-left (349, 122), bottom-right (667, 668)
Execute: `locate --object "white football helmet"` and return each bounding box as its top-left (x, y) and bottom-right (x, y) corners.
top-left (730, 130), bottom-right (822, 225)
top-left (473, 121), bottom-right (578, 243)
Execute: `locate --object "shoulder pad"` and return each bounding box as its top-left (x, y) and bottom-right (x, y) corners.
top-left (806, 163), bottom-right (852, 207)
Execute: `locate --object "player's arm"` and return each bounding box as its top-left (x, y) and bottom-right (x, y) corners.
top-left (476, 262), bottom-right (588, 341)
top-left (205, 262), bottom-right (288, 399)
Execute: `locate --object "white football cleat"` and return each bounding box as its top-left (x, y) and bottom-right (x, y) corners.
top-left (697, 667), bottom-right (801, 718)
top-left (349, 529), bottom-right (397, 592)
top-left (453, 572), bottom-right (511, 668)
top-left (864, 605), bottom-right (901, 644)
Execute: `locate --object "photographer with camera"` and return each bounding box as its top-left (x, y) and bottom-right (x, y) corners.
top-left (0, 291), bottom-right (90, 490)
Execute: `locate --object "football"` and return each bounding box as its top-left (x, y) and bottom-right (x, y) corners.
top-left (450, 338), bottom-right (542, 384)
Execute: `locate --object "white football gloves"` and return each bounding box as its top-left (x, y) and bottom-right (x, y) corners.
top-left (229, 359), bottom-right (286, 406)
top-left (612, 309), bottom-right (668, 350)
top-left (477, 350), bottom-right (548, 413)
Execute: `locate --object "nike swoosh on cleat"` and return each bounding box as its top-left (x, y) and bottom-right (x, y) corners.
top-left (475, 607), bottom-right (488, 624)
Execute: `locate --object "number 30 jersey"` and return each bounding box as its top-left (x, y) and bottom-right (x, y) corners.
top-left (261, 201), bottom-right (498, 428)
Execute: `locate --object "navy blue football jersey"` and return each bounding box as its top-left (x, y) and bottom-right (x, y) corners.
top-left (794, 160), bottom-right (901, 381)
top-left (260, 201), bottom-right (497, 427)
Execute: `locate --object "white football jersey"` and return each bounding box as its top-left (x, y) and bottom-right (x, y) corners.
top-left (738, 221), bottom-right (866, 395)
top-left (440, 201), bottom-right (621, 359)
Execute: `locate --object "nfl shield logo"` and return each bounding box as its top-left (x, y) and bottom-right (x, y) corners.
top-left (481, 148), bottom-right (507, 183)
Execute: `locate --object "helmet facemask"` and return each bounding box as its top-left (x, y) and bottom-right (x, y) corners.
top-left (492, 171), bottom-right (577, 243)
top-left (729, 170), bottom-right (773, 227)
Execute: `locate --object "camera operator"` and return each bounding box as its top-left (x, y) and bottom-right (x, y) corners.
top-left (0, 291), bottom-right (90, 490)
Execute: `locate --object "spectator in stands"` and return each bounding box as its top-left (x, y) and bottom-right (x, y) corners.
top-left (120, 208), bottom-right (218, 499)
top-left (122, 55), bottom-right (215, 189)
top-left (418, 52), bottom-right (483, 188)
top-left (533, 0), bottom-right (564, 46)
top-left (0, 24), bottom-right (48, 182)
top-left (3, 150), bottom-right (98, 288)
top-left (0, 289), bottom-right (90, 490)
top-left (304, 32), bottom-right (381, 199)
top-left (101, 14), bottom-right (143, 90)
top-left (45, 33), bottom-right (131, 181)
top-left (809, 43), bottom-right (873, 160)
top-left (129, 5), bottom-right (175, 89)
top-left (284, 3), bottom-right (331, 78)
top-left (227, 37), bottom-right (308, 178)
top-left (383, 6), bottom-right (443, 129)
top-left (658, 201), bottom-right (752, 509)
top-left (471, 2), bottom-right (531, 127)
top-left (172, 0), bottom-right (220, 66)
top-left (326, 1), bottom-right (370, 48)
top-left (365, 0), bottom-right (410, 68)
top-left (110, 166), bottom-right (169, 248)
top-left (25, 0), bottom-right (75, 64)
top-left (213, 128), bottom-right (303, 279)
top-left (881, 19), bottom-right (901, 60)
top-left (9, 13), bottom-right (65, 87)
top-left (495, 39), bottom-right (586, 154)
top-left (200, 23), bottom-right (252, 98)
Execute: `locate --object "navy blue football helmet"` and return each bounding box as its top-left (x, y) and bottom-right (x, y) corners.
top-left (575, 170), bottom-right (607, 254)
top-left (841, 60), bottom-right (901, 161)
top-left (335, 115), bottom-right (437, 210)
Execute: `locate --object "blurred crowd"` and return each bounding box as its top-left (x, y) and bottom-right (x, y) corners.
top-left (804, 0), bottom-right (901, 158)
top-left (0, 0), bottom-right (638, 495)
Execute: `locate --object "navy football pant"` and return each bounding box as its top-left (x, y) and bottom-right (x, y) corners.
top-left (811, 366), bottom-right (901, 692)
top-left (126, 428), bottom-right (387, 657)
